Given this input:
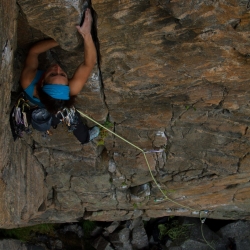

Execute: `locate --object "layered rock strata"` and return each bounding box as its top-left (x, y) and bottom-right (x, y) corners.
top-left (1, 0), bottom-right (250, 227)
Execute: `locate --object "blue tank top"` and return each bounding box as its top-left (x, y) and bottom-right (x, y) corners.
top-left (24, 70), bottom-right (44, 107)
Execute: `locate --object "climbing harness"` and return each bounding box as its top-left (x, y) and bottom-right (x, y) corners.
top-left (77, 109), bottom-right (215, 250)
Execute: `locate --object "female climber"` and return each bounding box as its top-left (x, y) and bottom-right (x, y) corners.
top-left (19, 8), bottom-right (99, 144)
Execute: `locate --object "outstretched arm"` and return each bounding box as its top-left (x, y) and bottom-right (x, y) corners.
top-left (69, 8), bottom-right (97, 96)
top-left (20, 39), bottom-right (59, 89)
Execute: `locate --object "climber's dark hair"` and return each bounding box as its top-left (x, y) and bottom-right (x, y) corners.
top-left (37, 84), bottom-right (76, 114)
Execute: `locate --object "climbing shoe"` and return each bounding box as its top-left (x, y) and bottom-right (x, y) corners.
top-left (89, 126), bottom-right (100, 141)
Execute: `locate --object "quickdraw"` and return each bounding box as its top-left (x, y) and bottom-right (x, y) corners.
top-left (56, 107), bottom-right (79, 132)
top-left (10, 93), bottom-right (35, 140)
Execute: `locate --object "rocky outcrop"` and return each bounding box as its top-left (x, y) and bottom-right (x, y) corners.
top-left (0, 0), bottom-right (17, 227)
top-left (1, 0), bottom-right (250, 228)
top-left (1, 217), bottom-right (250, 249)
top-left (0, 240), bottom-right (33, 250)
top-left (17, 0), bottom-right (86, 51)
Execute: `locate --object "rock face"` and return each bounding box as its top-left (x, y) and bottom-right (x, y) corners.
top-left (0, 0), bottom-right (17, 227)
top-left (17, 0), bottom-right (86, 51)
top-left (1, 0), bottom-right (250, 227)
top-left (0, 239), bottom-right (32, 250)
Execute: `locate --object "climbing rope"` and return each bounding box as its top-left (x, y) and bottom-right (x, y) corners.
top-left (77, 109), bottom-right (215, 250)
top-left (200, 211), bottom-right (215, 250)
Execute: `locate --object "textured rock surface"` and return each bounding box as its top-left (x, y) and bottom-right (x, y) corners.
top-left (0, 0), bottom-right (17, 227)
top-left (1, 0), bottom-right (250, 228)
top-left (0, 240), bottom-right (30, 250)
top-left (131, 218), bottom-right (149, 249)
top-left (17, 0), bottom-right (86, 51)
top-left (1, 217), bottom-right (248, 249)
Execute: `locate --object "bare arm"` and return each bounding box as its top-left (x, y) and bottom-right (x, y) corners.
top-left (69, 8), bottom-right (97, 96)
top-left (20, 39), bottom-right (59, 89)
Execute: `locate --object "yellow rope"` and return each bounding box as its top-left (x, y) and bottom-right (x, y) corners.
top-left (77, 109), bottom-right (214, 249)
top-left (77, 109), bottom-right (196, 210)
top-left (200, 212), bottom-right (216, 250)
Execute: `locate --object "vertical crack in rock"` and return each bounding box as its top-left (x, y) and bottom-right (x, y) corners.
top-left (69, 175), bottom-right (73, 190)
top-left (238, 152), bottom-right (250, 173)
top-left (22, 140), bottom-right (48, 187)
top-left (244, 126), bottom-right (248, 136)
top-left (216, 87), bottom-right (229, 109)
top-left (99, 74), bottom-right (109, 112)
top-left (87, 0), bottom-right (109, 122)
top-left (114, 188), bottom-right (119, 210)
top-left (52, 187), bottom-right (58, 206)
top-left (232, 188), bottom-right (238, 203)
top-left (31, 150), bottom-right (47, 179)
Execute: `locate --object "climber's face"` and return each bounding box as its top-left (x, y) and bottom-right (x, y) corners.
top-left (44, 64), bottom-right (68, 85)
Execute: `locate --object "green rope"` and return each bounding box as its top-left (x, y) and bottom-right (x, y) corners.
top-left (77, 109), bottom-right (196, 211)
top-left (200, 212), bottom-right (216, 250)
top-left (77, 109), bottom-right (214, 249)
